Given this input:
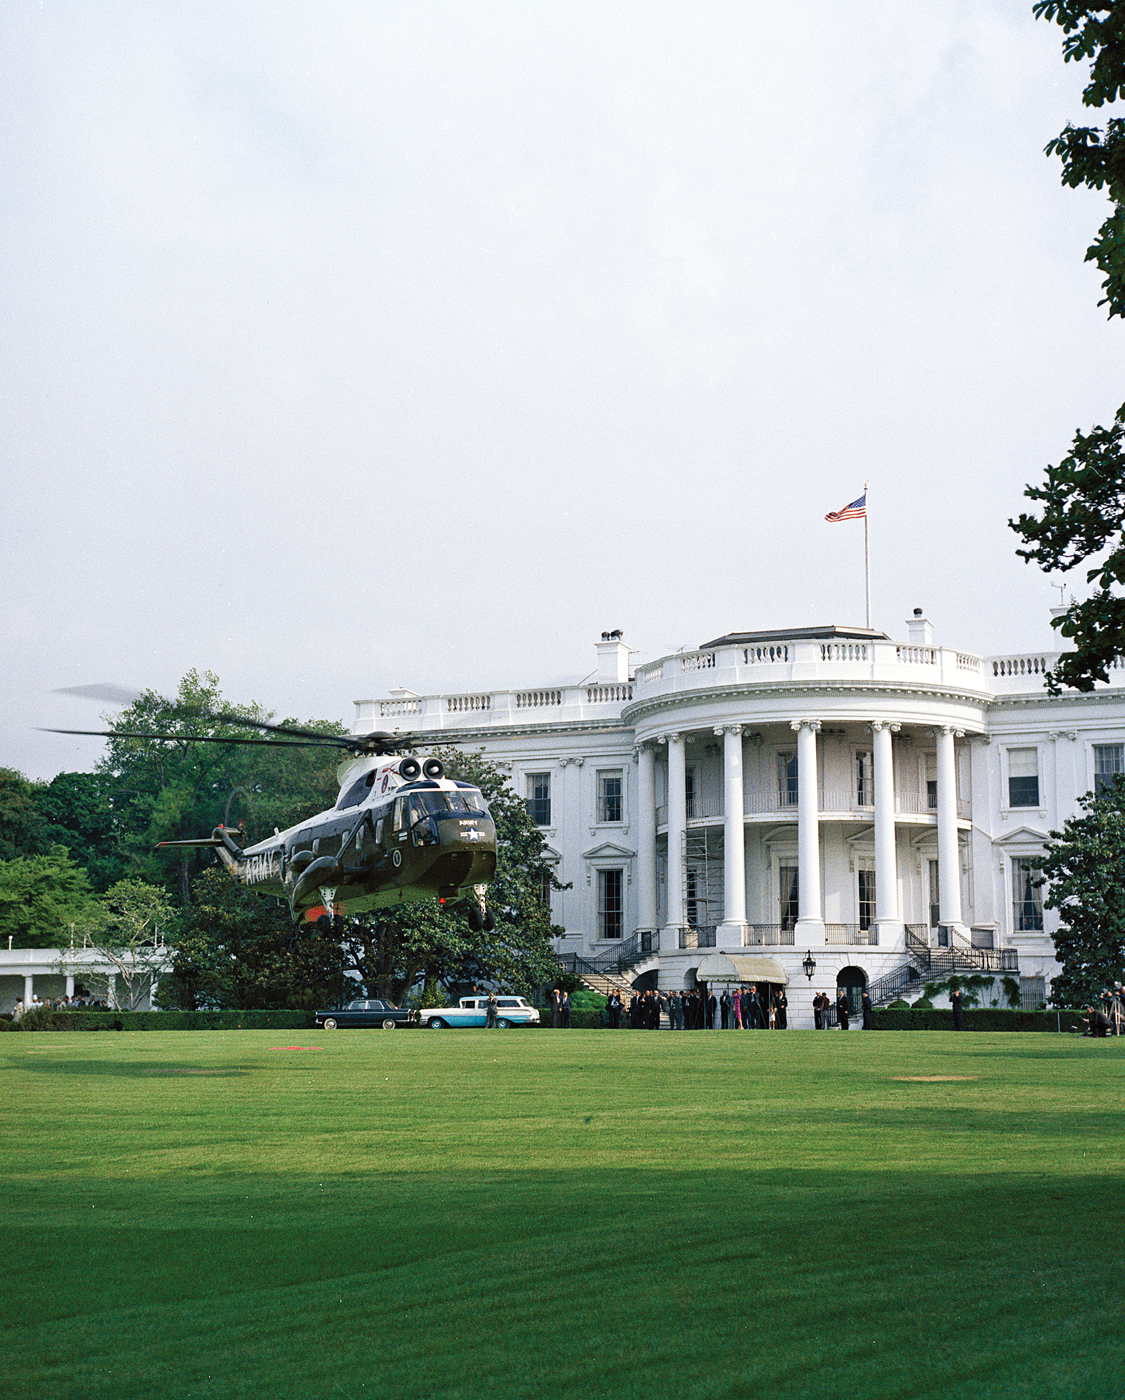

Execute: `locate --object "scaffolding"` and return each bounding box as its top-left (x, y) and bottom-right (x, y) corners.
top-left (682, 829), bottom-right (724, 934)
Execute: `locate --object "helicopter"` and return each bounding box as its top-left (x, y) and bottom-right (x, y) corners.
top-left (44, 709), bottom-right (498, 933)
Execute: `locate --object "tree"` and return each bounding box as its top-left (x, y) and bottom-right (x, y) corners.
top-left (0, 847), bottom-right (97, 948)
top-left (158, 868), bottom-right (347, 1011)
top-left (1011, 4), bottom-right (1125, 691)
top-left (96, 670), bottom-right (346, 905)
top-left (340, 748), bottom-right (564, 1003)
top-left (1035, 777), bottom-right (1125, 1006)
top-left (0, 768), bottom-right (46, 860)
top-left (35, 770), bottom-right (129, 892)
top-left (62, 878), bottom-right (178, 1010)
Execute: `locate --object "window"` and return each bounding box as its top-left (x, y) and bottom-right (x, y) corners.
top-left (1012, 857), bottom-right (1044, 932)
top-left (858, 868), bottom-right (876, 930)
top-left (928, 859), bottom-right (940, 928)
top-left (685, 767), bottom-right (697, 819)
top-left (1094, 744), bottom-right (1125, 797)
top-left (598, 770), bottom-right (623, 823)
top-left (777, 753), bottom-right (798, 808)
top-left (1007, 748), bottom-right (1040, 808)
top-left (779, 865), bottom-right (799, 930)
top-left (598, 868), bottom-right (623, 939)
top-left (526, 773), bottom-right (551, 826)
top-left (856, 751), bottom-right (873, 807)
top-left (537, 869), bottom-right (552, 909)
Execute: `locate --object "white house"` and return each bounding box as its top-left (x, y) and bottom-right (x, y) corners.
top-left (353, 611), bottom-right (1122, 1027)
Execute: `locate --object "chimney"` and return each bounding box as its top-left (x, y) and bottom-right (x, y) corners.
top-left (906, 608), bottom-right (933, 646)
top-left (595, 630), bottom-right (629, 683)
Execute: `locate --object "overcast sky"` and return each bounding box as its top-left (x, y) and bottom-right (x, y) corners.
top-left (4, 1), bottom-right (1122, 782)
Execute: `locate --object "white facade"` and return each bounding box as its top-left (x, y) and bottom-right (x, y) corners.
top-left (0, 945), bottom-right (170, 1013)
top-left (354, 617), bottom-right (1125, 1025)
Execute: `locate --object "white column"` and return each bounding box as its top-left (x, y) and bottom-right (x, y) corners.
top-left (106, 972), bottom-right (117, 1010)
top-left (872, 720), bottom-right (902, 942)
top-left (664, 733), bottom-right (687, 944)
top-left (716, 725), bottom-right (747, 948)
top-left (793, 720), bottom-right (824, 937)
top-left (936, 725), bottom-right (965, 932)
top-left (636, 743), bottom-right (657, 934)
top-left (24, 975), bottom-right (33, 1005)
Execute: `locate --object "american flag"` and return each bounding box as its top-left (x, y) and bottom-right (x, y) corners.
top-left (824, 493), bottom-right (866, 523)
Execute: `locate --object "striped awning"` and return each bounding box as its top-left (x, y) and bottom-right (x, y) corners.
top-left (694, 953), bottom-right (789, 985)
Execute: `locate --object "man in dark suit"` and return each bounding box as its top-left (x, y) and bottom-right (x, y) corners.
top-left (951, 987), bottom-right (964, 1031)
top-left (836, 991), bottom-right (850, 1030)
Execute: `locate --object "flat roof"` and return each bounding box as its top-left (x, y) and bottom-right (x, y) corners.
top-left (699, 625), bottom-right (892, 649)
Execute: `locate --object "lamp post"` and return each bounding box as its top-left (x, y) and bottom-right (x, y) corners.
top-left (802, 950), bottom-right (816, 981)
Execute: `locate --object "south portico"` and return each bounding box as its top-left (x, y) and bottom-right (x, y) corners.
top-left (628, 698), bottom-right (982, 976)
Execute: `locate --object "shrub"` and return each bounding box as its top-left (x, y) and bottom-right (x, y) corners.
top-left (870, 1007), bottom-right (1087, 1032)
top-left (17, 1008), bottom-right (316, 1032)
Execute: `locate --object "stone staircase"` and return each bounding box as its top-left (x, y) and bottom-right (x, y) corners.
top-left (867, 926), bottom-right (1020, 1006)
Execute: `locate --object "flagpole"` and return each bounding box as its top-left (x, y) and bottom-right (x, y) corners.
top-left (864, 479), bottom-right (871, 629)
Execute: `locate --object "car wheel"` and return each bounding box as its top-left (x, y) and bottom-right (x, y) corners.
top-left (428, 1018), bottom-right (447, 1029)
top-left (496, 1018), bottom-right (511, 1028)
top-left (381, 1019), bottom-right (396, 1030)
top-left (323, 1018), bottom-right (338, 1030)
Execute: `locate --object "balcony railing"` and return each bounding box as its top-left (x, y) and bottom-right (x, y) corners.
top-left (678, 926), bottom-right (717, 949)
top-left (826, 924), bottom-right (879, 946)
top-left (743, 925), bottom-right (796, 946)
top-left (656, 791), bottom-right (971, 823)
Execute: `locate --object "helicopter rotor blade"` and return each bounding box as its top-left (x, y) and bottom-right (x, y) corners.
top-left (52, 683), bottom-right (143, 705)
top-left (39, 724), bottom-right (419, 756)
top-left (38, 727), bottom-right (346, 749)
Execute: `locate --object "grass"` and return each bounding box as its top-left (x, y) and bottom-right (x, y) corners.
top-left (2, 1028), bottom-right (1123, 1400)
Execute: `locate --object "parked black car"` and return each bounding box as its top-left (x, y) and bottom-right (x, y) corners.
top-left (315, 999), bottom-right (418, 1030)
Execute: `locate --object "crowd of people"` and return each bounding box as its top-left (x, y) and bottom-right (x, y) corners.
top-left (11, 994), bottom-right (108, 1020)
top-left (591, 985), bottom-right (793, 1030)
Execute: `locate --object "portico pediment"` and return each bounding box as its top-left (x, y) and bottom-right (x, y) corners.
top-left (993, 825), bottom-right (1049, 846)
top-left (581, 841), bottom-right (636, 861)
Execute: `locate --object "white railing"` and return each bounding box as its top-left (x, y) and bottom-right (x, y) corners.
top-left (895, 645), bottom-right (936, 665)
top-left (514, 690), bottom-right (562, 708)
top-left (378, 698), bottom-right (423, 717)
top-left (742, 644), bottom-right (790, 664)
top-left (821, 643), bottom-right (868, 661)
top-left (991, 655), bottom-right (1051, 678)
top-left (446, 693), bottom-right (491, 712)
top-left (586, 683), bottom-right (633, 703)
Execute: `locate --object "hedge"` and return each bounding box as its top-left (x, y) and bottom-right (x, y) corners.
top-left (871, 1007), bottom-right (1088, 1033)
top-left (15, 1008), bottom-right (317, 1032)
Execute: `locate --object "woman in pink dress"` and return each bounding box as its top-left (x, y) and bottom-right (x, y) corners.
top-left (733, 987), bottom-right (742, 1029)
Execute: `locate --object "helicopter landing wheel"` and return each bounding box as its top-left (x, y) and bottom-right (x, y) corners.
top-left (466, 904), bottom-right (483, 932)
top-left (315, 914), bottom-right (332, 935)
top-left (483, 908), bottom-right (495, 931)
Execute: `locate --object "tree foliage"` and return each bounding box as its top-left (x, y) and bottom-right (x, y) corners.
top-left (1036, 776), bottom-right (1125, 1006)
top-left (61, 878), bottom-right (179, 1011)
top-left (1012, 4), bottom-right (1125, 690)
top-left (0, 847), bottom-right (98, 948)
top-left (95, 670), bottom-right (345, 904)
top-left (341, 748), bottom-right (564, 1003)
top-left (157, 868), bottom-right (347, 1011)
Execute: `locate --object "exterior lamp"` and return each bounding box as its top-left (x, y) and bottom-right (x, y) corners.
top-left (802, 950), bottom-right (817, 981)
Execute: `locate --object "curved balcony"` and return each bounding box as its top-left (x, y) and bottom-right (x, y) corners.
top-left (628, 637), bottom-right (991, 713)
top-left (655, 789), bottom-right (970, 828)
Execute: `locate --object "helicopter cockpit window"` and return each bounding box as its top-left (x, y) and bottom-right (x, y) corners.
top-left (336, 771), bottom-right (377, 810)
top-left (413, 790), bottom-right (490, 818)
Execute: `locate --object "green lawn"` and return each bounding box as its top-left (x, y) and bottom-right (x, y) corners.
top-left (3, 1028), bottom-right (1122, 1399)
